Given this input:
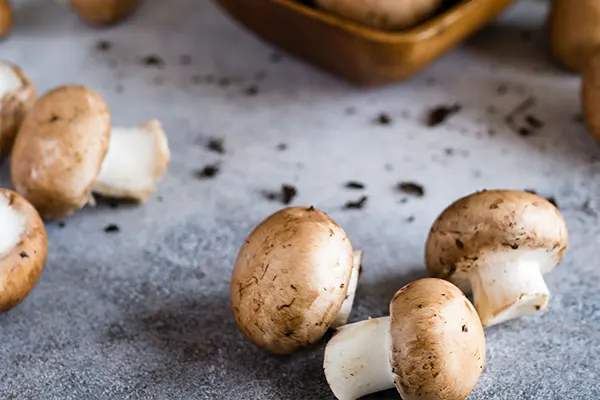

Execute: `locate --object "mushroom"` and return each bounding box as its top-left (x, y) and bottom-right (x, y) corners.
top-left (582, 50), bottom-right (600, 142)
top-left (313, 0), bottom-right (443, 31)
top-left (0, 0), bottom-right (12, 39)
top-left (425, 190), bottom-right (568, 327)
top-left (324, 278), bottom-right (485, 400)
top-left (0, 188), bottom-right (48, 312)
top-left (230, 206), bottom-right (363, 354)
top-left (69, 0), bottom-right (141, 26)
top-left (0, 61), bottom-right (36, 157)
top-left (10, 85), bottom-right (170, 220)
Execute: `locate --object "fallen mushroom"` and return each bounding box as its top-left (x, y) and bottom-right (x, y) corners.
top-left (313, 0), bottom-right (442, 31)
top-left (230, 206), bottom-right (363, 354)
top-left (548, 0), bottom-right (600, 71)
top-left (0, 0), bottom-right (11, 39)
top-left (10, 85), bottom-right (170, 220)
top-left (0, 188), bottom-right (48, 312)
top-left (0, 61), bottom-right (36, 157)
top-left (69, 0), bottom-right (141, 26)
top-left (425, 190), bottom-right (568, 327)
top-left (324, 278), bottom-right (485, 400)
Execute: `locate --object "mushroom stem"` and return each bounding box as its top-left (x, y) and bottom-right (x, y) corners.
top-left (469, 253), bottom-right (550, 327)
top-left (92, 120), bottom-right (170, 202)
top-left (331, 250), bottom-right (363, 328)
top-left (0, 64), bottom-right (21, 96)
top-left (0, 194), bottom-right (26, 258)
top-left (324, 317), bottom-right (394, 400)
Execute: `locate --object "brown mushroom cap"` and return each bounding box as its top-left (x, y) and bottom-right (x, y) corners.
top-left (0, 62), bottom-right (37, 157)
top-left (389, 278), bottom-right (486, 400)
top-left (425, 190), bottom-right (568, 292)
top-left (583, 50), bottom-right (600, 141)
top-left (231, 206), bottom-right (354, 354)
top-left (10, 85), bottom-right (111, 220)
top-left (0, 188), bottom-right (48, 312)
top-left (0, 0), bottom-right (12, 39)
top-left (69, 0), bottom-right (141, 26)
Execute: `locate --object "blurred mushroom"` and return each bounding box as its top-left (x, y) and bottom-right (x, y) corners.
top-left (0, 188), bottom-right (48, 312)
top-left (69, 0), bottom-right (141, 26)
top-left (324, 278), bottom-right (485, 400)
top-left (231, 206), bottom-right (363, 354)
top-left (0, 0), bottom-right (12, 39)
top-left (425, 190), bottom-right (568, 327)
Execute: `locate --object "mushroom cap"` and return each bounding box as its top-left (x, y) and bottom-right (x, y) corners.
top-left (0, 61), bottom-right (37, 156)
top-left (583, 50), bottom-right (600, 141)
top-left (425, 190), bottom-right (568, 291)
top-left (69, 0), bottom-right (140, 26)
top-left (389, 278), bottom-right (486, 400)
top-left (231, 206), bottom-right (354, 354)
top-left (0, 0), bottom-right (12, 39)
top-left (10, 85), bottom-right (111, 220)
top-left (0, 188), bottom-right (48, 312)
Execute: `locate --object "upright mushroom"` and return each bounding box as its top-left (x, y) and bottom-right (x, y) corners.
top-left (324, 278), bottom-right (485, 400)
top-left (0, 0), bottom-right (12, 39)
top-left (313, 0), bottom-right (442, 31)
top-left (0, 61), bottom-right (36, 157)
top-left (0, 188), bottom-right (48, 312)
top-left (10, 85), bottom-right (170, 220)
top-left (69, 0), bottom-right (141, 26)
top-left (425, 190), bottom-right (568, 327)
top-left (231, 206), bottom-right (363, 354)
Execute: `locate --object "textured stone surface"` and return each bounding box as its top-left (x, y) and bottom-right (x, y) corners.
top-left (1, 0), bottom-right (599, 399)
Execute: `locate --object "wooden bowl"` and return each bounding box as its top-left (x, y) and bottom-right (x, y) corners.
top-left (215, 0), bottom-right (515, 86)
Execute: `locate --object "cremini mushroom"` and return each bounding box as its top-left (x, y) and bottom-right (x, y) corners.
top-left (0, 188), bottom-right (48, 312)
top-left (0, 61), bottom-right (36, 157)
top-left (230, 206), bottom-right (363, 354)
top-left (324, 278), bottom-right (485, 400)
top-left (582, 50), bottom-right (600, 142)
top-left (313, 0), bottom-right (442, 31)
top-left (425, 190), bottom-right (568, 327)
top-left (0, 0), bottom-right (12, 39)
top-left (69, 0), bottom-right (141, 26)
top-left (10, 85), bottom-right (170, 220)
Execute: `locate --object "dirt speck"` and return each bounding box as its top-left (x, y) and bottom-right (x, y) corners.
top-left (141, 54), bottom-right (165, 68)
top-left (525, 114), bottom-right (544, 129)
top-left (426, 104), bottom-right (461, 127)
top-left (96, 40), bottom-right (112, 51)
top-left (218, 78), bottom-right (232, 87)
top-left (20, 251), bottom-right (29, 258)
top-left (276, 143), bottom-right (288, 151)
top-left (179, 54), bottom-right (192, 65)
top-left (58, 222), bottom-right (66, 228)
top-left (374, 113), bottom-right (392, 125)
top-left (345, 107), bottom-right (357, 115)
top-left (397, 182), bottom-right (425, 197)
top-left (344, 196), bottom-right (368, 210)
top-left (244, 85), bottom-right (260, 96)
top-left (263, 184), bottom-right (298, 205)
top-left (546, 196), bottom-right (558, 208)
top-left (196, 164), bottom-right (220, 180)
top-left (406, 216), bottom-right (415, 223)
top-left (104, 224), bottom-right (120, 233)
top-left (206, 138), bottom-right (225, 154)
top-left (345, 181), bottom-right (365, 190)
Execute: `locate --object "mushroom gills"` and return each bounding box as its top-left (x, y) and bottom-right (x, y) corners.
top-left (0, 193), bottom-right (27, 258)
top-left (93, 120), bottom-right (169, 201)
top-left (469, 250), bottom-right (551, 327)
top-left (0, 64), bottom-right (22, 97)
top-left (324, 317), bottom-right (394, 400)
top-left (331, 250), bottom-right (363, 328)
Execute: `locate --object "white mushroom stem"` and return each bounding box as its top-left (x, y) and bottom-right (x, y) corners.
top-left (324, 317), bottom-right (394, 400)
top-left (93, 119), bottom-right (170, 202)
top-left (0, 64), bottom-right (22, 98)
top-left (0, 194), bottom-right (26, 258)
top-left (331, 250), bottom-right (363, 328)
top-left (469, 252), bottom-right (550, 327)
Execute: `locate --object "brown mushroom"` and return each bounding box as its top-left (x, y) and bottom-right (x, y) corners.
top-left (582, 50), bottom-right (600, 141)
top-left (0, 188), bottom-right (48, 312)
top-left (425, 190), bottom-right (568, 327)
top-left (10, 85), bottom-right (170, 220)
top-left (0, 0), bottom-right (12, 39)
top-left (69, 0), bottom-right (141, 26)
top-left (324, 278), bottom-right (485, 400)
top-left (230, 206), bottom-right (363, 354)
top-left (0, 61), bottom-right (36, 157)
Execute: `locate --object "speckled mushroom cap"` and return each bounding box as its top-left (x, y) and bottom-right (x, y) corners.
top-left (0, 188), bottom-right (48, 312)
top-left (231, 206), bottom-right (354, 354)
top-left (389, 278), bottom-right (486, 400)
top-left (425, 190), bottom-right (568, 292)
top-left (10, 85), bottom-right (111, 220)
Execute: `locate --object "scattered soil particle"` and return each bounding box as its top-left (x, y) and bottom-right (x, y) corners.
top-left (20, 251), bottom-right (29, 258)
top-left (406, 216), bottom-right (415, 223)
top-left (582, 199), bottom-right (597, 216)
top-left (206, 138), bottom-right (225, 154)
top-left (525, 189), bottom-right (538, 195)
top-left (496, 84), bottom-right (508, 95)
top-left (345, 107), bottom-right (357, 115)
top-left (218, 78), bottom-right (232, 87)
top-left (397, 182), bottom-right (425, 197)
top-left (444, 148), bottom-right (455, 156)
top-left (196, 164), bottom-right (220, 179)
top-left (486, 105), bottom-right (497, 115)
top-left (546, 196), bottom-right (558, 208)
top-left (269, 53), bottom-right (283, 63)
top-left (384, 164), bottom-right (393, 172)
top-left (141, 54), bottom-right (165, 68)
top-left (157, 196), bottom-right (164, 202)
top-left (244, 85), bottom-right (260, 96)
top-left (344, 196), bottom-right (368, 210)
top-left (525, 114), bottom-right (544, 129)
top-left (345, 181), bottom-right (365, 190)
top-left (179, 54), bottom-right (192, 65)
top-left (375, 113), bottom-right (392, 125)
top-left (276, 143), bottom-right (288, 151)
top-left (518, 127), bottom-right (532, 137)
top-left (505, 96), bottom-right (536, 135)
top-left (104, 224), bottom-right (120, 233)
top-left (426, 105), bottom-right (461, 127)
top-left (264, 184), bottom-right (298, 205)
top-left (58, 222), bottom-right (66, 228)
top-left (487, 128), bottom-right (496, 135)
top-left (96, 40), bottom-right (112, 51)
top-left (462, 324), bottom-right (469, 333)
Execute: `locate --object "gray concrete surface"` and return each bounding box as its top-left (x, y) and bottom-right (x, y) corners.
top-left (1, 0), bottom-right (599, 399)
